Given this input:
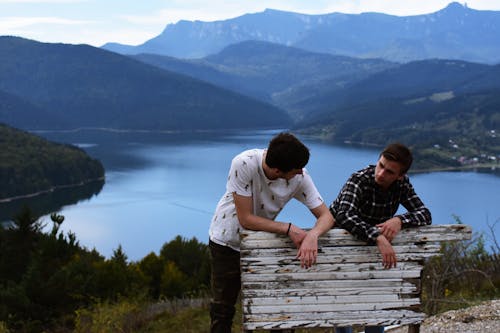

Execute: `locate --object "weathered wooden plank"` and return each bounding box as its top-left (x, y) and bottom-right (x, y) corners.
top-left (245, 309), bottom-right (425, 320)
top-left (241, 251), bottom-right (440, 265)
top-left (244, 299), bottom-right (421, 314)
top-left (240, 224), bottom-right (472, 246)
top-left (243, 310), bottom-right (426, 330)
top-left (240, 244), bottom-right (442, 260)
top-left (245, 309), bottom-right (425, 322)
top-left (241, 235), bottom-right (460, 249)
top-left (243, 278), bottom-right (414, 290)
top-left (242, 279), bottom-right (419, 296)
top-left (241, 268), bottom-right (423, 282)
top-left (243, 280), bottom-right (418, 295)
top-left (244, 309), bottom-right (425, 324)
top-left (243, 294), bottom-right (416, 306)
top-left (241, 262), bottom-right (422, 275)
top-left (243, 288), bottom-right (419, 300)
top-left (243, 288), bottom-right (419, 299)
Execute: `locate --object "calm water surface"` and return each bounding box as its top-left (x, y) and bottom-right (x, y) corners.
top-left (22, 130), bottom-right (500, 260)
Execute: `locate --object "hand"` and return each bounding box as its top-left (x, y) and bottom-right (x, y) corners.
top-left (376, 217), bottom-right (402, 242)
top-left (296, 231), bottom-right (319, 269)
top-left (377, 235), bottom-right (397, 269)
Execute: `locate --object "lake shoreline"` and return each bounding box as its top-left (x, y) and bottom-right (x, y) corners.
top-left (0, 176), bottom-right (105, 204)
top-left (307, 136), bottom-right (500, 177)
top-left (411, 163), bottom-right (499, 175)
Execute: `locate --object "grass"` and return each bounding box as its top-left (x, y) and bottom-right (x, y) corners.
top-left (138, 305), bottom-right (212, 333)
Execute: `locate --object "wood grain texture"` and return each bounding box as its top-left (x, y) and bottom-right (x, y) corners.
top-left (240, 224), bottom-right (472, 331)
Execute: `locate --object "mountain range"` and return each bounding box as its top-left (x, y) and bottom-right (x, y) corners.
top-left (2, 36), bottom-right (499, 160)
top-left (127, 40), bottom-right (499, 167)
top-left (0, 36), bottom-right (290, 131)
top-left (103, 2), bottom-right (500, 64)
top-left (131, 41), bottom-right (397, 120)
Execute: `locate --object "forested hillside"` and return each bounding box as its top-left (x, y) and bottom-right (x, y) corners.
top-left (0, 123), bottom-right (104, 199)
top-left (295, 60), bottom-right (500, 170)
top-left (0, 90), bottom-right (66, 129)
top-left (0, 36), bottom-right (291, 131)
top-left (132, 40), bottom-right (396, 119)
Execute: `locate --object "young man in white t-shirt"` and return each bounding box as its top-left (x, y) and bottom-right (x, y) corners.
top-left (208, 132), bottom-right (335, 333)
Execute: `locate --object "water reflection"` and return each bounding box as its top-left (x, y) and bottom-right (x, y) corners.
top-left (0, 179), bottom-right (104, 222)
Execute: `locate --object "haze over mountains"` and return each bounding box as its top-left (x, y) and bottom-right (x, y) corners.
top-left (131, 41), bottom-right (398, 119)
top-left (103, 2), bottom-right (500, 64)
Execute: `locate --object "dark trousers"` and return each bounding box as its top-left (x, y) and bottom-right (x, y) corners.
top-left (209, 240), bottom-right (241, 333)
top-left (209, 240), bottom-right (294, 333)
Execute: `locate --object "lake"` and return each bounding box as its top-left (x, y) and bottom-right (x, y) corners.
top-left (4, 129), bottom-right (499, 261)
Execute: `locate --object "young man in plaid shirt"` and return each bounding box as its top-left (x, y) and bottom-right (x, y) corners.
top-left (330, 142), bottom-right (432, 333)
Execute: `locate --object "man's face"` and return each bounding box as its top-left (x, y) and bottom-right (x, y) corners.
top-left (374, 155), bottom-right (404, 189)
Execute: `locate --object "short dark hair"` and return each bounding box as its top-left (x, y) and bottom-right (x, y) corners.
top-left (265, 132), bottom-right (310, 172)
top-left (381, 143), bottom-right (413, 174)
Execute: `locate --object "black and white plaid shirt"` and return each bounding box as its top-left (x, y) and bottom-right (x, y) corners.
top-left (330, 165), bottom-right (432, 243)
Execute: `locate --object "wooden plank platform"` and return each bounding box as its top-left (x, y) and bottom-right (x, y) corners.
top-left (240, 224), bottom-right (472, 331)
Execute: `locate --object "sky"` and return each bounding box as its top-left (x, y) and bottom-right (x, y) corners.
top-left (1, 0), bottom-right (500, 47)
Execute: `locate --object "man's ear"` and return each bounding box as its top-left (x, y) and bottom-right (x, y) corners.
top-left (271, 168), bottom-right (283, 177)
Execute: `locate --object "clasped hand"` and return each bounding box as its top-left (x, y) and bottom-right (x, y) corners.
top-left (289, 225), bottom-right (317, 269)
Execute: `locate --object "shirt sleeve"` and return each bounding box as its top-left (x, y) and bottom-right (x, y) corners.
top-left (330, 174), bottom-right (381, 243)
top-left (396, 179), bottom-right (432, 227)
top-left (293, 169), bottom-right (324, 210)
top-left (226, 152), bottom-right (255, 197)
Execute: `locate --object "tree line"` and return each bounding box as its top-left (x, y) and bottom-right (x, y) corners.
top-left (0, 208), bottom-right (210, 333)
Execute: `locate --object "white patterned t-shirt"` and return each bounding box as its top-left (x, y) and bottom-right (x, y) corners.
top-left (209, 149), bottom-right (324, 251)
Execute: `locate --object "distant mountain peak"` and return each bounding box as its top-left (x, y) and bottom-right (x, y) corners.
top-left (442, 2), bottom-right (471, 12)
top-left (263, 8), bottom-right (284, 14)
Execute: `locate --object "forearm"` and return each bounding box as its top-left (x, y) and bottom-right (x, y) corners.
top-left (309, 211), bottom-right (334, 238)
top-left (336, 212), bottom-right (379, 243)
top-left (233, 192), bottom-right (293, 235)
top-left (397, 207), bottom-right (432, 226)
top-left (238, 213), bottom-right (291, 235)
top-left (400, 183), bottom-right (432, 226)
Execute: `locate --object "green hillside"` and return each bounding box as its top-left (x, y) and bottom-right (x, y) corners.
top-left (0, 36), bottom-right (291, 131)
top-left (295, 60), bottom-right (500, 170)
top-left (132, 40), bottom-right (397, 120)
top-left (0, 123), bottom-right (104, 199)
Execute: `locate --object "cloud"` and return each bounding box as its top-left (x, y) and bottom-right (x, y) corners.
top-left (120, 0), bottom-right (337, 28)
top-left (0, 16), bottom-right (96, 45)
top-left (0, 0), bottom-right (85, 3)
top-left (0, 16), bottom-right (89, 31)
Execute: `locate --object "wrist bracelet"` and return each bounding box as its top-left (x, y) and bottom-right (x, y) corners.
top-left (286, 222), bottom-right (292, 235)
